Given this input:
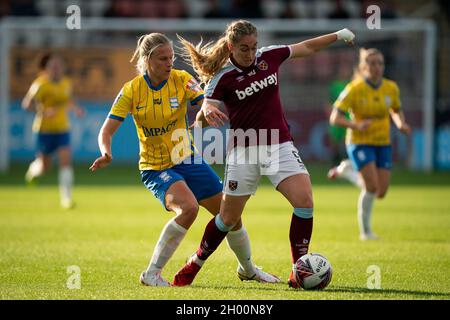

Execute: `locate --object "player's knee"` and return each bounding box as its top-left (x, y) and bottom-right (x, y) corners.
top-left (365, 184), bottom-right (378, 194)
top-left (59, 159), bottom-right (72, 168)
top-left (303, 196), bottom-right (314, 209)
top-left (294, 194), bottom-right (313, 209)
top-left (42, 161), bottom-right (52, 173)
top-left (180, 202), bottom-right (199, 223)
top-left (377, 190), bottom-right (388, 199)
top-left (216, 214), bottom-right (237, 231)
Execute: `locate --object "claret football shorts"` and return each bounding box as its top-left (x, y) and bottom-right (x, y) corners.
top-left (224, 141), bottom-right (309, 196)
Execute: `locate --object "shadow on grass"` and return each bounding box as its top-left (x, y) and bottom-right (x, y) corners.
top-left (191, 283), bottom-right (450, 299)
top-left (321, 286), bottom-right (450, 298)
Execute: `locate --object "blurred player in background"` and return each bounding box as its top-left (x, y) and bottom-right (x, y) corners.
top-left (89, 33), bottom-right (279, 287)
top-left (22, 53), bottom-right (84, 209)
top-left (329, 48), bottom-right (412, 240)
top-left (325, 63), bottom-right (351, 167)
top-left (174, 20), bottom-right (355, 288)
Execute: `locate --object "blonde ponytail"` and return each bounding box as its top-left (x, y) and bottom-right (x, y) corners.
top-left (177, 35), bottom-right (229, 83)
top-left (178, 20), bottom-right (257, 84)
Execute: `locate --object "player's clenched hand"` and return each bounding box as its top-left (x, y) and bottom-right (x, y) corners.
top-left (75, 107), bottom-right (85, 118)
top-left (336, 28), bottom-right (355, 45)
top-left (89, 153), bottom-right (112, 171)
top-left (352, 119), bottom-right (371, 131)
top-left (202, 105), bottom-right (228, 128)
top-left (399, 123), bottom-right (412, 136)
top-left (43, 107), bottom-right (57, 118)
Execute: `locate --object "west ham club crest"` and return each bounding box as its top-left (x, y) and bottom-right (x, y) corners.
top-left (257, 60), bottom-right (268, 70)
top-left (228, 180), bottom-right (238, 191)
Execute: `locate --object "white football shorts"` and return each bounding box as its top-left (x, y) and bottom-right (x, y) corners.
top-left (224, 141), bottom-right (309, 195)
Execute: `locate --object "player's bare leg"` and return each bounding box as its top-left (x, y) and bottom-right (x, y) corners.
top-left (141, 181), bottom-right (198, 287)
top-left (200, 193), bottom-right (280, 284)
top-left (277, 173), bottom-right (314, 288)
top-left (376, 168), bottom-right (391, 199)
top-left (173, 194), bottom-right (248, 286)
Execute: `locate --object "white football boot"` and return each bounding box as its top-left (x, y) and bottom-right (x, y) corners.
top-left (140, 271), bottom-right (172, 287)
top-left (328, 159), bottom-right (352, 179)
top-left (328, 159), bottom-right (363, 188)
top-left (61, 198), bottom-right (75, 209)
top-left (237, 265), bottom-right (281, 283)
top-left (360, 232), bottom-right (380, 241)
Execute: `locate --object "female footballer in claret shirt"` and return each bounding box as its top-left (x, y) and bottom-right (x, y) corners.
top-left (328, 48), bottom-right (411, 240)
top-left (90, 33), bottom-right (279, 287)
top-left (173, 20), bottom-right (355, 288)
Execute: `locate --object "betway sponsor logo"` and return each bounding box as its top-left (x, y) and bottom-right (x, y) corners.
top-left (235, 72), bottom-right (278, 100)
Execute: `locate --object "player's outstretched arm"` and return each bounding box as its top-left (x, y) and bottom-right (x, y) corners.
top-left (290, 28), bottom-right (355, 58)
top-left (189, 98), bottom-right (210, 129)
top-left (68, 99), bottom-right (85, 118)
top-left (89, 118), bottom-right (122, 171)
top-left (330, 107), bottom-right (370, 131)
top-left (390, 109), bottom-right (412, 135)
top-left (22, 94), bottom-right (37, 112)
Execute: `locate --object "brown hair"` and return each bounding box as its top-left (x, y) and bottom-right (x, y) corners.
top-left (130, 33), bottom-right (172, 74)
top-left (352, 48), bottom-right (384, 80)
top-left (178, 20), bottom-right (257, 83)
top-left (38, 53), bottom-right (64, 71)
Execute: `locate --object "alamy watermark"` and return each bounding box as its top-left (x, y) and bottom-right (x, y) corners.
top-left (170, 125), bottom-right (281, 171)
top-left (66, 265), bottom-right (81, 289)
top-left (366, 265), bottom-right (381, 289)
top-left (366, 5), bottom-right (381, 30)
top-left (66, 5), bottom-right (81, 30)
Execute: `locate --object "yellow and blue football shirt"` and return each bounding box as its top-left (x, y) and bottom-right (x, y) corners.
top-left (109, 69), bottom-right (204, 171)
top-left (24, 74), bottom-right (73, 133)
top-left (334, 77), bottom-right (401, 146)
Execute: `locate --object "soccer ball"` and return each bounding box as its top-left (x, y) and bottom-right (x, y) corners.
top-left (294, 253), bottom-right (333, 290)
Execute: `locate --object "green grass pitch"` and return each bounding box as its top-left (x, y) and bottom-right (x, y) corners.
top-left (1, 164), bottom-right (449, 300)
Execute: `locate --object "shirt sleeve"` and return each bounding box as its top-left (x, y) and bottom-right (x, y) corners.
top-left (391, 82), bottom-right (401, 111)
top-left (333, 83), bottom-right (354, 113)
top-left (204, 70), bottom-right (227, 107)
top-left (24, 79), bottom-right (43, 102)
top-left (182, 71), bottom-right (204, 106)
top-left (258, 45), bottom-right (292, 66)
top-left (108, 81), bottom-right (132, 121)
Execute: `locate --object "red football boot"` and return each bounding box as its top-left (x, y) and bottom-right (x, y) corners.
top-left (173, 256), bottom-right (202, 286)
top-left (288, 270), bottom-right (300, 289)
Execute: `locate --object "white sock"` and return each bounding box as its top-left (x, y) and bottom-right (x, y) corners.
top-left (26, 158), bottom-right (44, 179)
top-left (358, 190), bottom-right (375, 235)
top-left (226, 226), bottom-right (255, 273)
top-left (339, 160), bottom-right (363, 188)
top-left (346, 170), bottom-right (364, 188)
top-left (146, 218), bottom-right (187, 274)
top-left (192, 254), bottom-right (205, 267)
top-left (59, 166), bottom-right (73, 202)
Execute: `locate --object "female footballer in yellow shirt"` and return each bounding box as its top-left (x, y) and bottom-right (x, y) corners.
top-left (22, 53), bottom-right (84, 209)
top-left (329, 48), bottom-right (411, 240)
top-left (89, 33), bottom-right (279, 286)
